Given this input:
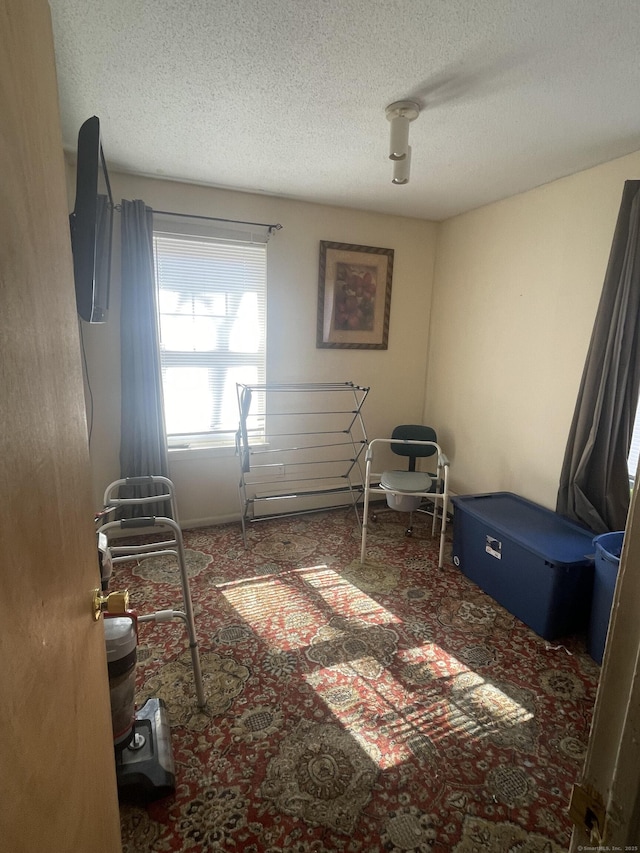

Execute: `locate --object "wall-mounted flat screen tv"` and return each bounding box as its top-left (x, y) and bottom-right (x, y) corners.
top-left (69, 116), bottom-right (114, 323)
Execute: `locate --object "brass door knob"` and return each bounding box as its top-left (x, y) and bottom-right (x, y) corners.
top-left (92, 588), bottom-right (130, 621)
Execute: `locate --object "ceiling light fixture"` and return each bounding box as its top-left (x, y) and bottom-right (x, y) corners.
top-left (386, 100), bottom-right (419, 184)
top-left (392, 146), bottom-right (411, 185)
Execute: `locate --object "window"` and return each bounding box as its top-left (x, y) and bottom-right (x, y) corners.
top-left (153, 230), bottom-right (266, 448)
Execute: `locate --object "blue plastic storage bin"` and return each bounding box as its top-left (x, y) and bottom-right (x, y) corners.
top-left (588, 531), bottom-right (624, 664)
top-left (451, 492), bottom-right (595, 640)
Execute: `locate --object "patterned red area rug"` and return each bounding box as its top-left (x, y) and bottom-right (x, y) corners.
top-left (116, 508), bottom-right (599, 852)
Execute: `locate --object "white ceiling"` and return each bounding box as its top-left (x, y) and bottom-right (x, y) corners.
top-left (49, 0), bottom-right (640, 221)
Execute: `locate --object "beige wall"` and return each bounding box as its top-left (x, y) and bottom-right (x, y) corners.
top-left (426, 150), bottom-right (640, 508)
top-left (80, 149), bottom-right (640, 520)
top-left (424, 153), bottom-right (640, 842)
top-left (79, 171), bottom-right (437, 521)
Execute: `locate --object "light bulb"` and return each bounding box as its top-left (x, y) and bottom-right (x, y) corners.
top-left (392, 146), bottom-right (411, 184)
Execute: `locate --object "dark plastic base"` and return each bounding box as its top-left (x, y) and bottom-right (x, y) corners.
top-left (115, 697), bottom-right (175, 802)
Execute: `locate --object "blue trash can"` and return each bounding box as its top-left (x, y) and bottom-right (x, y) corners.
top-left (588, 531), bottom-right (624, 664)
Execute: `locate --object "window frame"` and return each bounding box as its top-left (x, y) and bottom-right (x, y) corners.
top-left (153, 225), bottom-right (268, 452)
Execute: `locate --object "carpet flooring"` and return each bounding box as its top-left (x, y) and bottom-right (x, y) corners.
top-left (115, 507), bottom-right (600, 852)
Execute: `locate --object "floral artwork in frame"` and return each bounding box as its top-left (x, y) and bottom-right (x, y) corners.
top-left (316, 241), bottom-right (394, 349)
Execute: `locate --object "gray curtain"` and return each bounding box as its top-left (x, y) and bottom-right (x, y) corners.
top-left (119, 198), bottom-right (170, 517)
top-left (557, 180), bottom-right (640, 533)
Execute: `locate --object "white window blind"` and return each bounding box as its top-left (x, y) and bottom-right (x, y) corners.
top-left (153, 230), bottom-right (266, 448)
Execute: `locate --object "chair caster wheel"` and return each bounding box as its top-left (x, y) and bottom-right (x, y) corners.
top-left (371, 512), bottom-right (378, 523)
top-left (405, 528), bottom-right (413, 537)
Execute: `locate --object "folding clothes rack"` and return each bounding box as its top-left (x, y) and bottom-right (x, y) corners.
top-left (236, 381), bottom-right (369, 545)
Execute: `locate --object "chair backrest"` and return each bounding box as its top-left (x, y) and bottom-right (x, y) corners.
top-left (391, 424), bottom-right (437, 471)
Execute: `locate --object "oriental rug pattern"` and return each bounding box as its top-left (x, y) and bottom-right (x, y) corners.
top-left (116, 509), bottom-right (599, 852)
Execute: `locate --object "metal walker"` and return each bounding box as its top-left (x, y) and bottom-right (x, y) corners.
top-left (97, 475), bottom-right (206, 708)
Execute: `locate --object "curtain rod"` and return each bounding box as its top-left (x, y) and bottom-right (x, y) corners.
top-left (152, 207), bottom-right (283, 233)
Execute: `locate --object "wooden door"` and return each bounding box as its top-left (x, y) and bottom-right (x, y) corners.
top-left (569, 482), bottom-right (640, 847)
top-left (0, 1), bottom-right (122, 850)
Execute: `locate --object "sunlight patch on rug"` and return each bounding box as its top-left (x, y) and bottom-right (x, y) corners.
top-left (398, 642), bottom-right (470, 687)
top-left (221, 573), bottom-right (327, 650)
top-left (305, 646), bottom-right (454, 771)
top-left (306, 615), bottom-right (399, 679)
top-left (302, 635), bottom-right (532, 771)
top-left (299, 563), bottom-right (401, 622)
top-left (445, 671), bottom-right (536, 748)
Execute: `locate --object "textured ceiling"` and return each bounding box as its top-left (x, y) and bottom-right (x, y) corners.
top-left (49, 0), bottom-right (640, 221)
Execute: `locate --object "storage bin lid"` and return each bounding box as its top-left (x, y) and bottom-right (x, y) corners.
top-left (451, 492), bottom-right (594, 566)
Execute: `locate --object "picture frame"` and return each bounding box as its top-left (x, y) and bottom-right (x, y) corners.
top-left (316, 241), bottom-right (394, 349)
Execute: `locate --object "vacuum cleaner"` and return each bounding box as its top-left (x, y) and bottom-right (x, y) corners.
top-left (104, 613), bottom-right (175, 801)
top-left (98, 528), bottom-right (176, 802)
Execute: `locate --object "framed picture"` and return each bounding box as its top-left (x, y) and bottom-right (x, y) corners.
top-left (316, 241), bottom-right (394, 349)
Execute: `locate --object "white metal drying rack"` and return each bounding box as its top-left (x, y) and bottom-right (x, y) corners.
top-left (236, 381), bottom-right (369, 545)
